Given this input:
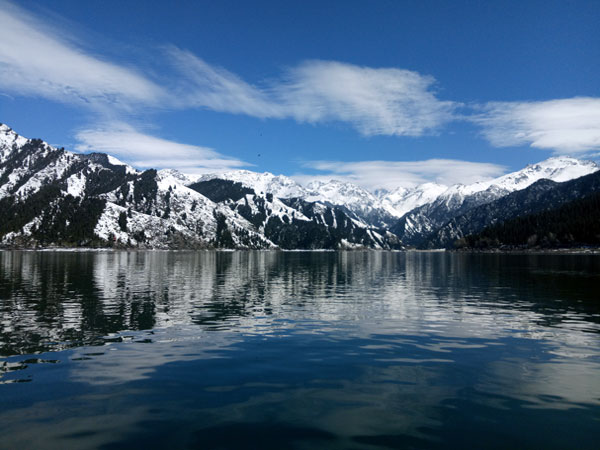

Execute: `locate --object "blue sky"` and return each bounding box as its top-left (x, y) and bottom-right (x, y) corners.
top-left (1, 0), bottom-right (599, 189)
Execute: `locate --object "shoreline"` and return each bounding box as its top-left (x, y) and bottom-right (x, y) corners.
top-left (1, 246), bottom-right (599, 254)
top-left (450, 247), bottom-right (600, 255)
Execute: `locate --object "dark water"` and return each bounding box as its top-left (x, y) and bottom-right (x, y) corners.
top-left (1, 251), bottom-right (599, 449)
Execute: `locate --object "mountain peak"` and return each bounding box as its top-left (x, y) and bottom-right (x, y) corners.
top-left (199, 169), bottom-right (307, 198)
top-left (0, 123), bottom-right (30, 160)
top-left (157, 168), bottom-right (192, 184)
top-left (438, 155), bottom-right (600, 198)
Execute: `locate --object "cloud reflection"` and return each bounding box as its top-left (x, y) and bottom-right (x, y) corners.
top-left (0, 251), bottom-right (599, 448)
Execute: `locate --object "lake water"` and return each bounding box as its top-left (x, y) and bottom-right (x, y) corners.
top-left (1, 250), bottom-right (599, 449)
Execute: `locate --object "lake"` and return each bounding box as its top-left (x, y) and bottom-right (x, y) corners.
top-left (1, 250), bottom-right (599, 449)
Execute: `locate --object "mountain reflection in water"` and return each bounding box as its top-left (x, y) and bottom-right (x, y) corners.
top-left (1, 251), bottom-right (599, 449)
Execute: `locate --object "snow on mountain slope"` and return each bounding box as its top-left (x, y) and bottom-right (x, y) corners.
top-left (444, 156), bottom-right (599, 198)
top-left (196, 170), bottom-right (446, 229)
top-left (107, 155), bottom-right (138, 175)
top-left (2, 124), bottom-right (388, 249)
top-left (393, 156), bottom-right (600, 246)
top-left (0, 124), bottom-right (28, 162)
top-left (0, 124), bottom-right (132, 201)
top-left (156, 173), bottom-right (275, 247)
top-left (157, 168), bottom-right (194, 185)
top-left (298, 179), bottom-right (396, 228)
top-left (425, 170), bottom-right (600, 249)
top-left (303, 180), bottom-right (376, 209)
top-left (188, 177), bottom-right (402, 249)
top-left (378, 183), bottom-right (448, 218)
top-left (198, 170), bottom-right (308, 198)
top-left (0, 126), bottom-right (78, 200)
top-left (197, 172), bottom-right (396, 227)
top-left (2, 122), bottom-right (598, 250)
top-left (0, 125), bottom-right (276, 248)
top-left (97, 172), bottom-right (275, 249)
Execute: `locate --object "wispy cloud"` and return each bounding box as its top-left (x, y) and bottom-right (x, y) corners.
top-left (169, 48), bottom-right (457, 136)
top-left (0, 1), bottom-right (164, 109)
top-left (294, 159), bottom-right (507, 190)
top-left (74, 123), bottom-right (247, 174)
top-left (475, 97), bottom-right (600, 153)
top-left (0, 0), bottom-right (456, 139)
top-left (275, 60), bottom-right (456, 136)
top-left (167, 47), bottom-right (282, 118)
top-left (2, 0), bottom-right (598, 167)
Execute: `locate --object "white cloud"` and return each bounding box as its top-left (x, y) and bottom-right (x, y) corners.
top-left (167, 47), bottom-right (283, 118)
top-left (4, 0), bottom-right (598, 164)
top-left (0, 0), bottom-right (456, 139)
top-left (294, 159), bottom-right (506, 190)
top-left (74, 123), bottom-right (247, 173)
top-left (476, 97), bottom-right (600, 153)
top-left (0, 1), bottom-right (164, 109)
top-left (275, 60), bottom-right (456, 136)
top-left (168, 49), bottom-right (456, 136)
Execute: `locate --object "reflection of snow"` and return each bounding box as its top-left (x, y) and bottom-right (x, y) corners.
top-left (1, 250), bottom-right (599, 413)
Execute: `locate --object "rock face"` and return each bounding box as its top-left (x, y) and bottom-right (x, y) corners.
top-left (0, 124), bottom-right (401, 249)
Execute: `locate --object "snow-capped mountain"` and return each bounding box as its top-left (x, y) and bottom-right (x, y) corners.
top-left (197, 170), bottom-right (308, 199)
top-left (392, 157), bottom-right (600, 246)
top-left (2, 122), bottom-right (598, 250)
top-left (377, 183), bottom-right (449, 218)
top-left (195, 171), bottom-right (392, 227)
top-left (194, 172), bottom-right (418, 228)
top-left (188, 177), bottom-right (399, 249)
top-left (425, 169), bottom-right (600, 248)
top-left (0, 124), bottom-right (273, 249)
top-left (302, 180), bottom-right (397, 228)
top-left (0, 124), bottom-right (400, 249)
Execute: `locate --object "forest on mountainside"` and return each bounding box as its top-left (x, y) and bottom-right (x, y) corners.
top-left (456, 192), bottom-right (600, 249)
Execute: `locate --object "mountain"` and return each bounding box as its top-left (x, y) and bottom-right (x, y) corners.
top-left (391, 157), bottom-right (600, 246)
top-left (194, 172), bottom-right (446, 228)
top-left (302, 180), bottom-right (399, 228)
top-left (197, 170), bottom-right (308, 199)
top-left (377, 183), bottom-right (449, 219)
top-left (460, 192), bottom-right (600, 249)
top-left (0, 124), bottom-right (400, 249)
top-left (189, 178), bottom-right (400, 249)
top-left (0, 124), bottom-right (273, 249)
top-left (2, 122), bottom-right (598, 250)
top-left (196, 171), bottom-right (397, 228)
top-left (424, 170), bottom-right (600, 248)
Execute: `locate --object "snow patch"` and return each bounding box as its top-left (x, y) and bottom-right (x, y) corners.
top-left (107, 155), bottom-right (138, 174)
top-left (66, 173), bottom-right (87, 197)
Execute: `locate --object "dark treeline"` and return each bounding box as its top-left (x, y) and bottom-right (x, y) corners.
top-left (457, 192), bottom-right (600, 249)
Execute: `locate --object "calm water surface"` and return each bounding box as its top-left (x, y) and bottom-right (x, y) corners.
top-left (1, 251), bottom-right (599, 449)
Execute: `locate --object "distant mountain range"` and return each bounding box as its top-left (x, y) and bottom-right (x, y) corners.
top-left (1, 123), bottom-right (598, 249)
top-left (438, 171), bottom-right (600, 249)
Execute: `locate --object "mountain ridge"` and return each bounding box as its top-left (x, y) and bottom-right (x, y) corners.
top-left (391, 156), bottom-right (599, 246)
top-left (1, 122), bottom-right (598, 250)
top-left (0, 124), bottom-right (400, 250)
top-left (423, 170), bottom-right (600, 248)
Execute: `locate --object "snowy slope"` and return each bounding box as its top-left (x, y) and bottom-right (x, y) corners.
top-left (0, 124), bottom-right (401, 249)
top-left (188, 177), bottom-right (401, 249)
top-left (0, 123), bottom-right (28, 163)
top-left (302, 179), bottom-right (396, 227)
top-left (393, 156), bottom-right (600, 245)
top-left (0, 125), bottom-right (275, 248)
top-left (198, 170), bottom-right (308, 198)
top-left (377, 183), bottom-right (449, 218)
top-left (2, 122), bottom-right (598, 249)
